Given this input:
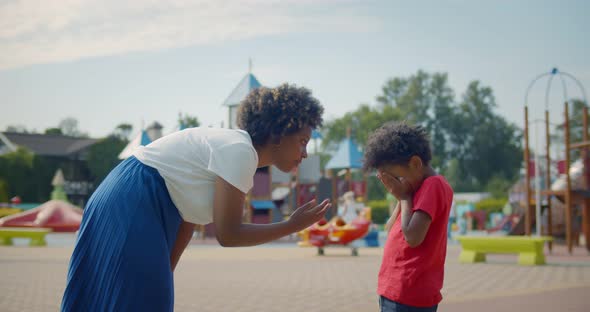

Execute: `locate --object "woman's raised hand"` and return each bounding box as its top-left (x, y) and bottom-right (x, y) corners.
top-left (288, 199), bottom-right (331, 232)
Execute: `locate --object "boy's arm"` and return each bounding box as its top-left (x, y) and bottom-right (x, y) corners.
top-left (399, 199), bottom-right (432, 247)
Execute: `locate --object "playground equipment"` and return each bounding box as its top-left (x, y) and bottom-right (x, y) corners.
top-left (486, 213), bottom-right (522, 233)
top-left (456, 236), bottom-right (552, 266)
top-left (0, 197), bottom-right (24, 218)
top-left (324, 129), bottom-right (367, 216)
top-left (0, 200), bottom-right (83, 232)
top-left (0, 227), bottom-right (52, 246)
top-left (297, 128), bottom-right (371, 255)
top-left (523, 68), bottom-right (589, 253)
top-left (297, 207), bottom-right (372, 256)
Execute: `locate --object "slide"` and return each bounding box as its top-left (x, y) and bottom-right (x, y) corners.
top-left (0, 200), bottom-right (83, 232)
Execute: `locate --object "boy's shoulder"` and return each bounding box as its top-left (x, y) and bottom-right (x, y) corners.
top-left (419, 175), bottom-right (453, 196)
top-left (425, 175), bottom-right (450, 187)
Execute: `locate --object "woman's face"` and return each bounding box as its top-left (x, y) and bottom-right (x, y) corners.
top-left (272, 126), bottom-right (312, 172)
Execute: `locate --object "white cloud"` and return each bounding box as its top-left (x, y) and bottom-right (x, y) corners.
top-left (0, 0), bottom-right (381, 70)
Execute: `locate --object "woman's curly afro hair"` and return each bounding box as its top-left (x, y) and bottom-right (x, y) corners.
top-left (363, 121), bottom-right (432, 171)
top-left (237, 83), bottom-right (324, 146)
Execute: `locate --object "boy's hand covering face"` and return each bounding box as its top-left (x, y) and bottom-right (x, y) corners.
top-left (378, 171), bottom-right (413, 200)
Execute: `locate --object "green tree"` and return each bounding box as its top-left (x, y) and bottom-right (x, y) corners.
top-left (553, 99), bottom-right (589, 159)
top-left (447, 81), bottom-right (522, 190)
top-left (321, 104), bottom-right (402, 151)
top-left (44, 127), bottom-right (63, 135)
top-left (442, 158), bottom-right (477, 192)
top-left (114, 123), bottom-right (133, 141)
top-left (322, 72), bottom-right (522, 192)
top-left (376, 71), bottom-right (455, 169)
top-left (58, 117), bottom-right (88, 137)
top-left (323, 71), bottom-right (455, 168)
top-left (0, 148), bottom-right (35, 201)
top-left (86, 136), bottom-right (127, 184)
top-left (178, 112), bottom-right (200, 129)
top-left (0, 147), bottom-right (69, 202)
top-left (5, 125), bottom-right (30, 133)
top-left (567, 99), bottom-right (589, 143)
top-left (377, 71), bottom-right (431, 123)
top-left (427, 73), bottom-right (455, 168)
top-left (367, 174), bottom-right (386, 201)
top-left (485, 175), bottom-right (514, 198)
top-left (31, 157), bottom-right (65, 201)
top-left (0, 179), bottom-right (8, 202)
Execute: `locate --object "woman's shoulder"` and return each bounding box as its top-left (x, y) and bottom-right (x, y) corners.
top-left (194, 127), bottom-right (253, 146)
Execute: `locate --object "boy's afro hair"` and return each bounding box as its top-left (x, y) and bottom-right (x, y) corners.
top-left (363, 121), bottom-right (432, 171)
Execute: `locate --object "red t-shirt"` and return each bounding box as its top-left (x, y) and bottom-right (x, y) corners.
top-left (378, 175), bottom-right (454, 307)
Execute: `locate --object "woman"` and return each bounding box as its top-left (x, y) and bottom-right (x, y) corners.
top-left (61, 83), bottom-right (330, 311)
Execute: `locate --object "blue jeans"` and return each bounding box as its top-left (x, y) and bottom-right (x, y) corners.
top-left (379, 296), bottom-right (438, 312)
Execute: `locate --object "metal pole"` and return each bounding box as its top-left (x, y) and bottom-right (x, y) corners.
top-left (524, 106), bottom-right (532, 235)
top-left (545, 110), bottom-right (553, 251)
top-left (582, 106), bottom-right (590, 252)
top-left (564, 102), bottom-right (573, 254)
top-left (534, 121), bottom-right (542, 236)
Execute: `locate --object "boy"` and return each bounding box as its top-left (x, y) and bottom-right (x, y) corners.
top-left (364, 122), bottom-right (454, 312)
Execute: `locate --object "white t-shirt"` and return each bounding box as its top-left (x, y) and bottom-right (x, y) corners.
top-left (133, 127), bottom-right (259, 224)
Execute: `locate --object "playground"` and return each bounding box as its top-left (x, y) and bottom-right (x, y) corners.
top-left (447, 69), bottom-right (590, 269)
top-left (1, 1), bottom-right (589, 310)
top-left (0, 67), bottom-right (589, 311)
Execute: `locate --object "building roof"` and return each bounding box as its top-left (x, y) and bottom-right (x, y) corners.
top-left (222, 73), bottom-right (262, 107)
top-left (0, 132), bottom-right (98, 157)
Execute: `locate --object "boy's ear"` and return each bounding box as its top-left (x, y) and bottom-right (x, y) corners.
top-left (409, 155), bottom-right (423, 170)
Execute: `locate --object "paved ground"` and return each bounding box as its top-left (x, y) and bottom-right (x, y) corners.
top-left (0, 235), bottom-right (589, 311)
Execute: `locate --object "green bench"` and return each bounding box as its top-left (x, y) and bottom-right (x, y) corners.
top-left (456, 236), bottom-right (552, 266)
top-left (0, 227), bottom-right (52, 246)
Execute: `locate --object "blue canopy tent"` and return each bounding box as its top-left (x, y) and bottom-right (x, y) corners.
top-left (222, 72), bottom-right (262, 129)
top-left (118, 129), bottom-right (152, 159)
top-left (325, 138), bottom-right (363, 170)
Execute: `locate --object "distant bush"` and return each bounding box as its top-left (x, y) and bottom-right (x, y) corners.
top-left (474, 197), bottom-right (507, 214)
top-left (368, 200), bottom-right (390, 224)
top-left (0, 179), bottom-right (8, 202)
top-left (485, 176), bottom-right (514, 198)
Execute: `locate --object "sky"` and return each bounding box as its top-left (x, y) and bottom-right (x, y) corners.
top-left (1, 0), bottom-right (589, 139)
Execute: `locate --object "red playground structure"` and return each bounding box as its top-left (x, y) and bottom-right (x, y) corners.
top-left (0, 200), bottom-right (83, 232)
top-left (298, 207), bottom-right (371, 256)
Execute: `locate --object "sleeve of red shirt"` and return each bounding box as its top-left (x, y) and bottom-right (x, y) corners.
top-left (412, 178), bottom-right (444, 222)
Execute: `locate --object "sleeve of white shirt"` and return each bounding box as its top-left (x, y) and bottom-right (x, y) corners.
top-left (208, 142), bottom-right (258, 194)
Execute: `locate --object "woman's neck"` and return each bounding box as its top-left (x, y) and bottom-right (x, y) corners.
top-left (254, 144), bottom-right (273, 168)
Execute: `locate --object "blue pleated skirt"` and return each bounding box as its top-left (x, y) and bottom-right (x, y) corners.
top-left (61, 156), bottom-right (182, 312)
